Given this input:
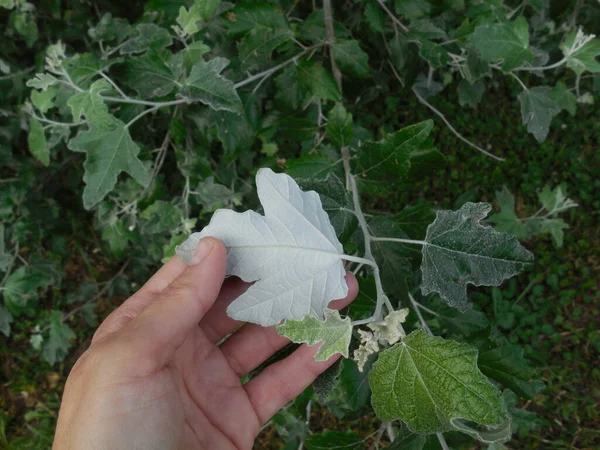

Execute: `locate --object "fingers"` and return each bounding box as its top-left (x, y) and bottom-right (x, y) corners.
top-left (244, 343), bottom-right (340, 423)
top-left (116, 237), bottom-right (227, 368)
top-left (91, 254), bottom-right (189, 345)
top-left (219, 274), bottom-right (358, 377)
top-left (198, 277), bottom-right (251, 343)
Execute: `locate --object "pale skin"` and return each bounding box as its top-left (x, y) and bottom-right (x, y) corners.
top-left (53, 237), bottom-right (358, 450)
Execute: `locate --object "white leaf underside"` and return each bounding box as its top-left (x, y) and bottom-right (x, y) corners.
top-left (177, 168), bottom-right (348, 326)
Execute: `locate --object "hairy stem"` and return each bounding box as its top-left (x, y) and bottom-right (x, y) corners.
top-left (408, 292), bottom-right (432, 335)
top-left (371, 237), bottom-right (425, 246)
top-left (376, 0), bottom-right (409, 33)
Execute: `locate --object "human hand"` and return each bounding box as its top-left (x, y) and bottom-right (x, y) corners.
top-left (53, 238), bottom-right (358, 450)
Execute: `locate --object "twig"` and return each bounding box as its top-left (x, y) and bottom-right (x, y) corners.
top-left (371, 237), bottom-right (425, 245)
top-left (0, 66), bottom-right (35, 81)
top-left (509, 72), bottom-right (529, 91)
top-left (412, 87), bottom-right (506, 162)
top-left (96, 70), bottom-right (129, 99)
top-left (342, 148), bottom-right (393, 322)
top-left (323, 0), bottom-right (342, 91)
top-left (0, 242), bottom-right (19, 289)
top-left (376, 0), bottom-right (409, 33)
top-left (408, 292), bottom-right (432, 335)
top-left (437, 433), bottom-right (450, 450)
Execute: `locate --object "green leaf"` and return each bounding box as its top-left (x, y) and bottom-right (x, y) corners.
top-left (102, 221), bottom-right (129, 258)
top-left (31, 87), bottom-right (56, 114)
top-left (406, 145), bottom-right (446, 179)
top-left (368, 216), bottom-right (413, 297)
top-left (421, 203), bottom-right (534, 311)
top-left (540, 218), bottom-right (568, 248)
top-left (227, 2), bottom-right (289, 35)
top-left (296, 60), bottom-right (341, 102)
top-left (0, 305), bottom-right (12, 337)
top-left (517, 87), bottom-right (561, 142)
top-left (305, 430), bottom-right (364, 450)
top-left (551, 81), bottom-right (577, 116)
top-left (561, 32), bottom-right (600, 75)
top-left (179, 58), bottom-right (243, 113)
top-left (88, 13), bottom-right (131, 43)
top-left (0, 0), bottom-right (15, 8)
top-left (67, 79), bottom-right (114, 130)
top-left (475, 332), bottom-right (544, 400)
top-left (63, 53), bottom-right (119, 88)
top-left (177, 5), bottom-right (202, 35)
top-left (433, 302), bottom-right (490, 335)
top-left (468, 17), bottom-right (533, 71)
top-left (489, 186), bottom-right (528, 239)
top-left (386, 425), bottom-right (427, 450)
top-left (395, 0), bottom-right (431, 20)
top-left (192, 177), bottom-right (241, 212)
top-left (68, 120), bottom-right (151, 209)
top-left (297, 173), bottom-right (357, 241)
top-left (419, 40), bottom-right (448, 69)
top-left (331, 39), bottom-right (370, 78)
top-left (141, 201), bottom-right (183, 234)
top-left (349, 276), bottom-right (377, 320)
top-left (26, 73), bottom-right (58, 90)
top-left (537, 185), bottom-right (578, 215)
top-left (277, 309), bottom-right (352, 361)
top-left (27, 118), bottom-right (49, 166)
top-left (364, 1), bottom-right (386, 33)
top-left (42, 310), bottom-right (76, 365)
top-left (313, 359), bottom-right (342, 403)
top-left (275, 65), bottom-right (306, 110)
top-left (370, 330), bottom-right (509, 438)
top-left (286, 152), bottom-right (337, 180)
top-left (210, 109), bottom-right (255, 155)
top-left (126, 48), bottom-right (183, 98)
top-left (326, 103), bottom-right (353, 148)
top-left (238, 28), bottom-right (293, 71)
top-left (354, 120), bottom-right (433, 194)
top-left (2, 266), bottom-right (53, 315)
top-left (338, 357), bottom-right (373, 410)
top-left (390, 203), bottom-right (436, 240)
top-left (184, 41), bottom-right (211, 69)
top-left (120, 23), bottom-right (172, 55)
top-left (458, 79), bottom-right (485, 107)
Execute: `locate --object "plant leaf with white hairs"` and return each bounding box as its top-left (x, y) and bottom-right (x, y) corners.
top-left (277, 308), bottom-right (352, 361)
top-left (421, 202), bottom-right (533, 311)
top-left (176, 168), bottom-right (348, 326)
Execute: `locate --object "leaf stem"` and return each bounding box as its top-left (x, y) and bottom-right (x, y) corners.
top-left (371, 237), bottom-right (426, 246)
top-left (323, 0), bottom-right (342, 91)
top-left (411, 87), bottom-right (506, 162)
top-left (437, 433), bottom-right (450, 450)
top-left (341, 254), bottom-right (377, 268)
top-left (509, 72), bottom-right (528, 91)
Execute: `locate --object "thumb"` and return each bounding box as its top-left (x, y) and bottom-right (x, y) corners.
top-left (117, 237), bottom-right (227, 368)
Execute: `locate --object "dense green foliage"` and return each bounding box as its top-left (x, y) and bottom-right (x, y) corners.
top-left (1, 0), bottom-right (599, 448)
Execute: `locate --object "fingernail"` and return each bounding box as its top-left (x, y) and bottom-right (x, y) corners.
top-left (191, 238), bottom-right (214, 265)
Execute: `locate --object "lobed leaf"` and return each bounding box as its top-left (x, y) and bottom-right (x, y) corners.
top-left (421, 203), bottom-right (533, 311)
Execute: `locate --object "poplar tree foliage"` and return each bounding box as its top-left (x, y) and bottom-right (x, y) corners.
top-left (0, 0), bottom-right (593, 447)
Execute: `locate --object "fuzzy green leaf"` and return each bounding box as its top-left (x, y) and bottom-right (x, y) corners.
top-left (326, 103), bottom-right (353, 148)
top-left (31, 87), bottom-right (56, 114)
top-left (0, 305), bottom-right (12, 337)
top-left (141, 201), bottom-right (183, 234)
top-left (120, 23), bottom-right (172, 55)
top-left (238, 28), bottom-right (293, 70)
top-left (458, 79), bottom-right (485, 107)
top-left (277, 309), bottom-right (352, 361)
top-left (468, 17), bottom-right (533, 71)
top-left (68, 120), bottom-right (151, 209)
top-left (179, 58), bottom-right (243, 112)
top-left (561, 32), bottom-right (600, 75)
top-left (26, 73), bottom-right (58, 90)
top-left (296, 60), bottom-right (341, 102)
top-left (369, 330), bottom-right (509, 439)
top-left (331, 39), bottom-right (370, 78)
top-left (42, 310), bottom-right (76, 365)
top-left (489, 186), bottom-right (528, 239)
top-left (193, 177), bottom-right (241, 212)
top-left (28, 118), bottom-right (49, 166)
top-left (421, 203), bottom-right (533, 311)
top-left (126, 48), bottom-right (183, 98)
top-left (67, 79), bottom-right (114, 130)
top-left (518, 87), bottom-right (561, 142)
top-left (227, 2), bottom-right (289, 35)
top-left (551, 82), bottom-right (577, 116)
top-left (354, 120), bottom-right (433, 194)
